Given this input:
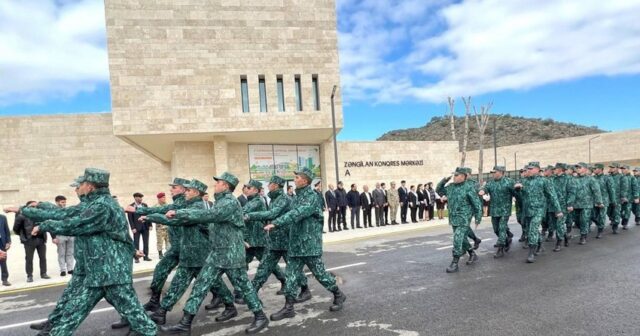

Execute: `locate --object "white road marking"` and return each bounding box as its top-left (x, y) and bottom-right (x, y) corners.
top-left (0, 262), bottom-right (367, 331)
top-left (436, 245), bottom-right (453, 250)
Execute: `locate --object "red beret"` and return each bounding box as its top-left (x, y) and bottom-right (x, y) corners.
top-left (157, 192), bottom-right (166, 199)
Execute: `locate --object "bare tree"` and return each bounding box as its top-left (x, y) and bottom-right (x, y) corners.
top-left (473, 102), bottom-right (493, 185)
top-left (447, 97), bottom-right (456, 141)
top-left (460, 97), bottom-right (472, 167)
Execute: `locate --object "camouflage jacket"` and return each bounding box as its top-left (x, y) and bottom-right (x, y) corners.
top-left (436, 178), bottom-right (482, 227)
top-left (273, 185), bottom-right (324, 257)
top-left (610, 173), bottom-right (626, 201)
top-left (136, 193), bottom-right (186, 246)
top-left (242, 195), bottom-right (267, 248)
top-left (573, 174), bottom-right (603, 209)
top-left (146, 196), bottom-right (209, 268)
top-left (245, 189), bottom-right (292, 251)
top-left (553, 174), bottom-right (577, 210)
top-left (622, 174), bottom-right (638, 201)
top-left (22, 197), bottom-right (89, 276)
top-left (635, 176), bottom-right (640, 199)
top-left (175, 190), bottom-right (245, 269)
top-left (594, 173), bottom-right (616, 206)
top-left (481, 177), bottom-right (516, 217)
top-left (517, 175), bottom-right (561, 216)
top-left (39, 188), bottom-right (135, 287)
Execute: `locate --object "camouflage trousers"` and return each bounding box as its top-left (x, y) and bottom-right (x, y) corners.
top-left (284, 256), bottom-right (337, 300)
top-left (593, 206), bottom-right (608, 230)
top-left (621, 202), bottom-right (632, 221)
top-left (633, 202), bottom-right (640, 224)
top-left (452, 225), bottom-right (472, 258)
top-left (160, 266), bottom-right (233, 311)
top-left (156, 225), bottom-right (170, 251)
top-left (49, 284), bottom-right (156, 336)
top-left (149, 245), bottom-right (180, 292)
top-left (573, 208), bottom-right (592, 235)
top-left (607, 203), bottom-right (621, 226)
top-left (467, 227), bottom-right (478, 241)
top-left (550, 211), bottom-right (567, 239)
top-left (183, 263), bottom-right (262, 315)
top-left (252, 249), bottom-right (306, 292)
top-left (246, 246), bottom-right (285, 280)
top-left (491, 216), bottom-right (509, 246)
top-left (525, 212), bottom-right (545, 247)
top-left (48, 274), bottom-right (86, 325)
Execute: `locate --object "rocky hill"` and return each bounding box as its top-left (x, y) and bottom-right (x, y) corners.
top-left (377, 114), bottom-right (606, 150)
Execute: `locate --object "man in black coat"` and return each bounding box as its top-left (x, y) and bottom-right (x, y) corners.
top-left (336, 182), bottom-right (349, 231)
top-left (360, 185), bottom-right (374, 228)
top-left (13, 201), bottom-right (52, 282)
top-left (381, 183), bottom-right (390, 225)
top-left (325, 184), bottom-right (339, 232)
top-left (408, 186), bottom-right (419, 223)
top-left (0, 214), bottom-right (11, 286)
top-left (346, 184), bottom-right (362, 229)
top-left (127, 192), bottom-right (151, 263)
top-left (398, 180), bottom-right (409, 224)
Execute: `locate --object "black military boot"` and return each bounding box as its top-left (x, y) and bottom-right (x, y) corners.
top-left (111, 318), bottom-right (130, 329)
top-left (270, 297), bottom-right (296, 321)
top-left (233, 289), bottom-right (246, 305)
top-left (534, 241), bottom-right (544, 256)
top-left (526, 246), bottom-right (536, 263)
top-left (612, 225), bottom-right (619, 234)
top-left (579, 234), bottom-right (587, 245)
top-left (494, 246), bottom-right (505, 258)
top-left (205, 295), bottom-right (223, 311)
top-left (294, 285), bottom-right (312, 303)
top-left (522, 237), bottom-right (529, 249)
top-left (622, 219), bottom-right (629, 230)
top-left (143, 290), bottom-right (161, 312)
top-left (246, 310), bottom-right (269, 334)
top-left (30, 320), bottom-right (52, 331)
top-left (596, 228), bottom-right (603, 239)
top-left (541, 229), bottom-right (547, 240)
top-left (473, 237), bottom-right (481, 250)
top-left (518, 233), bottom-right (526, 242)
top-left (159, 313), bottom-right (194, 335)
top-left (329, 288), bottom-right (347, 312)
top-left (150, 308), bottom-right (167, 325)
top-left (564, 234), bottom-right (570, 247)
top-left (466, 250), bottom-right (479, 265)
top-left (445, 257), bottom-right (459, 273)
top-left (215, 303), bottom-right (238, 322)
top-left (553, 239), bottom-right (562, 252)
top-left (546, 231), bottom-right (554, 242)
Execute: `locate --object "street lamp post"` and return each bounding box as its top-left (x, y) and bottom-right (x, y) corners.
top-left (331, 85), bottom-right (340, 187)
top-left (514, 152), bottom-right (518, 172)
top-left (588, 135), bottom-right (601, 164)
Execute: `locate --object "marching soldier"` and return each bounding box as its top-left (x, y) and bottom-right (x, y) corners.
top-left (620, 166), bottom-right (639, 229)
top-left (462, 168), bottom-right (483, 250)
top-left (266, 168), bottom-right (347, 321)
top-left (159, 172), bottom-right (268, 335)
top-left (608, 163), bottom-right (623, 233)
top-left (541, 165), bottom-right (556, 241)
top-left (572, 163), bottom-right (603, 245)
top-left (514, 162), bottom-right (562, 263)
top-left (479, 166), bottom-right (516, 258)
top-left (515, 168), bottom-right (528, 242)
top-left (437, 167), bottom-right (482, 273)
top-left (551, 163), bottom-right (576, 251)
top-left (634, 167), bottom-right (640, 225)
top-left (593, 164), bottom-right (616, 238)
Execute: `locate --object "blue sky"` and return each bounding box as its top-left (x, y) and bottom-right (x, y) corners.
top-left (2, 0), bottom-right (640, 140)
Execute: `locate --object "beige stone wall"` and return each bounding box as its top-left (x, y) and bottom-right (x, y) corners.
top-left (105, 0), bottom-right (343, 137)
top-left (466, 129), bottom-right (640, 173)
top-left (0, 113), bottom-right (171, 213)
top-left (172, 141), bottom-right (216, 188)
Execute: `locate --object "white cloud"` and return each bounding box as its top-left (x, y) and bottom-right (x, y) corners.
top-left (0, 0), bottom-right (108, 106)
top-left (338, 0), bottom-right (640, 104)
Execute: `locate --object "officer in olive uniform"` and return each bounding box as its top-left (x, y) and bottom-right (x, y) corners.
top-left (479, 166), bottom-right (516, 258)
top-left (593, 164), bottom-right (616, 238)
top-left (244, 175), bottom-right (311, 303)
top-left (36, 168), bottom-right (156, 336)
top-left (437, 167), bottom-right (482, 273)
top-left (159, 172), bottom-right (268, 335)
top-left (266, 168), bottom-right (347, 321)
top-left (608, 163), bottom-right (623, 233)
top-left (551, 163), bottom-right (576, 251)
top-left (572, 163), bottom-right (604, 245)
top-left (620, 166), bottom-right (639, 229)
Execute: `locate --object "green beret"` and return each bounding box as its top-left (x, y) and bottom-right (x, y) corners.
top-left (184, 179), bottom-right (208, 193)
top-left (269, 175), bottom-right (286, 187)
top-left (295, 167), bottom-right (315, 181)
top-left (83, 168), bottom-right (110, 185)
top-left (244, 179), bottom-right (262, 190)
top-left (213, 172), bottom-right (239, 190)
top-left (169, 177), bottom-right (190, 187)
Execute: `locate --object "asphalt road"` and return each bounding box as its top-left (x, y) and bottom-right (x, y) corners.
top-left (2, 220), bottom-right (640, 336)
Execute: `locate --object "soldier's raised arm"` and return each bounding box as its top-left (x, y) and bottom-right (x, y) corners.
top-left (436, 177), bottom-right (450, 197)
top-left (247, 196), bottom-right (290, 222)
top-left (38, 202), bottom-right (110, 236)
top-left (272, 192), bottom-right (320, 230)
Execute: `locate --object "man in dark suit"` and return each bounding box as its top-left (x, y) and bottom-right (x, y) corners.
top-left (238, 186), bottom-right (249, 206)
top-left (398, 180), bottom-right (409, 224)
top-left (0, 214), bottom-right (11, 286)
top-left (336, 181), bottom-right (349, 230)
top-left (372, 183), bottom-right (386, 226)
top-left (346, 184), bottom-right (362, 229)
top-left (13, 201), bottom-right (52, 282)
top-left (381, 183), bottom-right (390, 225)
top-left (408, 186), bottom-right (419, 223)
top-left (325, 184), bottom-right (339, 232)
top-left (127, 192), bottom-right (151, 263)
top-left (360, 185), bottom-right (374, 228)
top-left (426, 182), bottom-right (436, 220)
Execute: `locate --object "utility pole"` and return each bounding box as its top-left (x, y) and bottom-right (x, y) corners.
top-left (331, 85), bottom-right (340, 187)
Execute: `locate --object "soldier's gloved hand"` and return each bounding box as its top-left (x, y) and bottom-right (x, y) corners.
top-left (555, 212), bottom-right (564, 218)
top-left (567, 207), bottom-right (574, 212)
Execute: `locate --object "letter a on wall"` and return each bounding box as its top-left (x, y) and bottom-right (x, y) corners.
top-left (345, 169), bottom-right (351, 177)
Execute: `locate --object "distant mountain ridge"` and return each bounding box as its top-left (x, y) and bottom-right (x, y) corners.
top-left (377, 114), bottom-right (606, 150)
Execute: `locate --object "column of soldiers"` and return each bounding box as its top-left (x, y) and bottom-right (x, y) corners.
top-left (437, 162), bottom-right (640, 273)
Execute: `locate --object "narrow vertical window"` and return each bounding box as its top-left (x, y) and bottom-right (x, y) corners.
top-left (241, 77), bottom-right (249, 113)
top-left (294, 75), bottom-right (303, 111)
top-left (259, 76), bottom-right (267, 113)
top-left (312, 75), bottom-right (320, 111)
top-left (276, 76), bottom-right (285, 112)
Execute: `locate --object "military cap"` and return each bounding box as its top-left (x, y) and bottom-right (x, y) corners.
top-left (169, 177), bottom-right (190, 187)
top-left (213, 172), bottom-right (239, 190)
top-left (295, 167), bottom-right (315, 181)
top-left (269, 175), bottom-right (286, 187)
top-left (544, 165), bottom-right (554, 171)
top-left (83, 168), bottom-right (110, 185)
top-left (244, 179), bottom-right (262, 190)
top-left (633, 167), bottom-right (640, 172)
top-left (519, 168), bottom-right (525, 173)
top-left (462, 167), bottom-right (473, 175)
top-left (554, 163), bottom-right (567, 170)
top-left (491, 166), bottom-right (506, 173)
top-left (133, 192), bottom-right (144, 198)
top-left (594, 163), bottom-right (605, 170)
top-left (69, 175), bottom-right (85, 188)
top-left (184, 179), bottom-right (208, 193)
top-left (620, 165), bottom-right (630, 170)
top-left (527, 161), bottom-right (540, 169)
top-left (575, 162), bottom-right (589, 168)
top-left (453, 167), bottom-right (466, 175)
top-left (609, 163), bottom-right (620, 168)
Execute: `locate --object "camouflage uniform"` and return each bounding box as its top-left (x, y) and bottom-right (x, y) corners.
top-left (608, 166), bottom-right (624, 230)
top-left (552, 164), bottom-right (576, 247)
top-left (463, 173), bottom-right (482, 246)
top-left (634, 168), bottom-right (640, 225)
top-left (594, 165), bottom-right (616, 233)
top-left (620, 167), bottom-right (637, 228)
top-left (572, 163), bottom-right (603, 242)
top-left (480, 167), bottom-right (516, 248)
top-left (38, 169), bottom-right (156, 336)
top-left (514, 170), bottom-right (527, 241)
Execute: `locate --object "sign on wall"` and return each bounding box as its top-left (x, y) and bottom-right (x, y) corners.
top-left (249, 144), bottom-right (322, 180)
